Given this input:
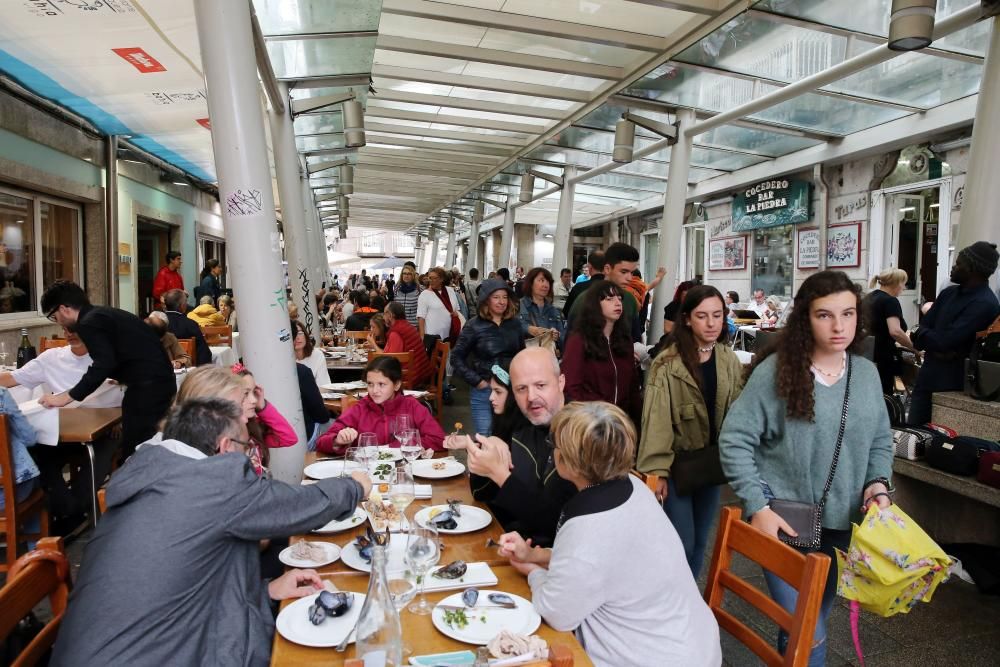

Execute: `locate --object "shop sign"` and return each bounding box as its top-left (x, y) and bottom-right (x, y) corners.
top-left (732, 178), bottom-right (812, 231)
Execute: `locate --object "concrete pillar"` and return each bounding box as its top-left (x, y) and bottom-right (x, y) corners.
top-left (269, 82), bottom-right (321, 344)
top-left (957, 15), bottom-right (1000, 291)
top-left (445, 216), bottom-right (457, 269)
top-left (499, 204), bottom-right (516, 268)
top-left (414, 235), bottom-right (425, 272)
top-left (552, 165), bottom-right (577, 275)
top-left (428, 229), bottom-right (440, 271)
top-left (194, 0), bottom-right (307, 482)
top-left (627, 216), bottom-right (644, 249)
top-left (469, 201), bottom-right (483, 273)
top-left (650, 109), bottom-right (695, 339)
top-left (608, 218), bottom-right (620, 245)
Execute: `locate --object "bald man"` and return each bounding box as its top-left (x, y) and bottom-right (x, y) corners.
top-left (467, 347), bottom-right (577, 547)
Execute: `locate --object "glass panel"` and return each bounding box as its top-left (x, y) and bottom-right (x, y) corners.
top-left (695, 123), bottom-right (822, 156)
top-left (491, 0), bottom-right (690, 37)
top-left (372, 77), bottom-right (577, 111)
top-left (296, 134), bottom-right (344, 152)
top-left (295, 113), bottom-right (344, 135)
top-left (0, 192), bottom-right (35, 315)
top-left (751, 225), bottom-right (794, 299)
top-left (266, 36), bottom-right (378, 79)
top-left (40, 202), bottom-right (80, 289)
top-left (252, 0), bottom-right (382, 35)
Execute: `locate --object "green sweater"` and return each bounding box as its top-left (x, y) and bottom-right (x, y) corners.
top-left (719, 353), bottom-right (893, 530)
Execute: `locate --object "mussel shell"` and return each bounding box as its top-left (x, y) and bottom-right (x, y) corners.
top-left (488, 593), bottom-right (515, 607)
top-left (430, 510), bottom-right (458, 530)
top-left (308, 601), bottom-right (327, 626)
top-left (358, 543), bottom-right (373, 562)
top-left (433, 559), bottom-right (468, 579)
top-left (462, 587), bottom-right (479, 608)
top-left (447, 499), bottom-right (463, 517)
top-left (321, 591), bottom-right (354, 617)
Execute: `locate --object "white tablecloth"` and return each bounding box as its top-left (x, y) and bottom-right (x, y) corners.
top-left (211, 345), bottom-right (238, 368)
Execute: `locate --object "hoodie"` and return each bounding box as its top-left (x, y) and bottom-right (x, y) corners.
top-left (316, 393), bottom-right (445, 454)
top-left (187, 303), bottom-right (226, 327)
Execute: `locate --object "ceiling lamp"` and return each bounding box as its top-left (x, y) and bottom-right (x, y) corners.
top-left (519, 172), bottom-right (535, 203)
top-left (339, 195), bottom-right (350, 216)
top-left (888, 0), bottom-right (936, 51)
top-left (613, 111), bottom-right (678, 164)
top-left (342, 100), bottom-right (366, 148)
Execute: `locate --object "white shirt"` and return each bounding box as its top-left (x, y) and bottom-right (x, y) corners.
top-left (11, 346), bottom-right (124, 408)
top-left (553, 281), bottom-right (572, 309)
top-left (417, 287), bottom-right (459, 339)
top-left (751, 300), bottom-right (768, 317)
top-left (302, 347), bottom-right (329, 388)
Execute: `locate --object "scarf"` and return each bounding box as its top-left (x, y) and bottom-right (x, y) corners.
top-left (434, 287), bottom-right (462, 342)
top-left (397, 281), bottom-right (418, 294)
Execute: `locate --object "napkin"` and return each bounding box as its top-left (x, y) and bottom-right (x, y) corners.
top-left (19, 399), bottom-right (59, 446)
top-left (415, 484), bottom-right (432, 499)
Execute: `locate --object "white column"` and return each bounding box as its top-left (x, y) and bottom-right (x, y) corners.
top-left (499, 204), bottom-right (516, 269)
top-left (552, 165), bottom-right (577, 276)
top-left (428, 229), bottom-right (440, 270)
top-left (269, 82), bottom-right (321, 344)
top-left (957, 15), bottom-right (1000, 290)
top-left (445, 216), bottom-right (457, 269)
top-left (650, 109), bottom-right (696, 339)
top-left (194, 0), bottom-right (307, 483)
top-left (469, 202), bottom-right (483, 273)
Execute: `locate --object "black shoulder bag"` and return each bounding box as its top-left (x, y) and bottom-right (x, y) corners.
top-left (769, 355), bottom-right (852, 550)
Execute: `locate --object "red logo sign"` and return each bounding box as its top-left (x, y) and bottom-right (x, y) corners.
top-left (112, 47), bottom-right (166, 74)
top-left (196, 118), bottom-right (212, 130)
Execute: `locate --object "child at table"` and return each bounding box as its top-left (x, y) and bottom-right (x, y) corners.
top-left (231, 363), bottom-right (296, 476)
top-left (316, 356), bottom-right (444, 455)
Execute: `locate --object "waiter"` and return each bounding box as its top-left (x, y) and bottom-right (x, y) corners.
top-left (39, 280), bottom-right (176, 458)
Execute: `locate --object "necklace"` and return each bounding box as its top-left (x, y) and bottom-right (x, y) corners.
top-left (697, 342), bottom-right (716, 354)
top-left (811, 353), bottom-right (845, 378)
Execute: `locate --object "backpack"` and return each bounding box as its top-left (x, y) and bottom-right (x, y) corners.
top-left (965, 315), bottom-right (1000, 401)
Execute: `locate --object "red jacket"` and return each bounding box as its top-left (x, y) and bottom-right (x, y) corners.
top-left (152, 266), bottom-right (184, 301)
top-left (384, 319), bottom-right (432, 387)
top-left (561, 333), bottom-right (642, 425)
top-left (316, 393), bottom-right (445, 454)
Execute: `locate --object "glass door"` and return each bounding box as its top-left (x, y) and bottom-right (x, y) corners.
top-left (884, 187), bottom-right (941, 325)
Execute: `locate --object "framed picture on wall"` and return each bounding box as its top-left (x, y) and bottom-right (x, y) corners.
top-left (826, 222), bottom-right (862, 268)
top-left (796, 227), bottom-right (821, 269)
top-left (708, 235), bottom-right (747, 271)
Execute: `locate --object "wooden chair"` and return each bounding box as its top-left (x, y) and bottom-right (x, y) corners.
top-left (369, 351), bottom-right (413, 390)
top-left (340, 394), bottom-right (360, 414)
top-left (177, 337), bottom-right (196, 361)
top-left (97, 488), bottom-right (107, 514)
top-left (703, 506), bottom-right (831, 667)
top-left (423, 340), bottom-right (450, 417)
top-left (629, 469), bottom-right (661, 494)
top-left (0, 537), bottom-right (72, 666)
top-left (201, 325), bottom-right (233, 346)
top-left (0, 414), bottom-right (49, 575)
top-left (344, 645), bottom-right (573, 667)
top-left (38, 337), bottom-right (69, 352)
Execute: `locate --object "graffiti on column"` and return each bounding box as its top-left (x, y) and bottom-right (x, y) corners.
top-left (298, 267), bottom-right (315, 332)
top-left (270, 288), bottom-right (286, 312)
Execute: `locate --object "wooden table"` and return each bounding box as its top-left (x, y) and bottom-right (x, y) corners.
top-left (270, 566), bottom-right (592, 665)
top-left (59, 407), bottom-right (122, 526)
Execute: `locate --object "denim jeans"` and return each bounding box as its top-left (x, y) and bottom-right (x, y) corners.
top-left (760, 480), bottom-right (850, 667)
top-left (469, 386), bottom-right (493, 437)
top-left (663, 477), bottom-right (721, 578)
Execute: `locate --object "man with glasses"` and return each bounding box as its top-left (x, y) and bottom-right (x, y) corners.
top-left (51, 397), bottom-right (371, 667)
top-left (39, 280), bottom-right (175, 459)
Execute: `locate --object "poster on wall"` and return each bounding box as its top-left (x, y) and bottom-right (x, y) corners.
top-left (708, 235), bottom-right (747, 271)
top-left (826, 223), bottom-right (861, 268)
top-left (796, 228), bottom-right (821, 269)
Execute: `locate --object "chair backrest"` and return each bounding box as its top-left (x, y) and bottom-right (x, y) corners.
top-left (426, 340), bottom-right (450, 417)
top-left (628, 469), bottom-right (660, 494)
top-left (38, 337), bottom-right (69, 352)
top-left (201, 325), bottom-right (233, 346)
top-left (177, 337), bottom-right (196, 361)
top-left (368, 352), bottom-right (412, 390)
top-left (97, 488), bottom-right (107, 514)
top-left (0, 537), bottom-right (71, 667)
top-left (0, 412), bottom-right (15, 522)
top-left (345, 330), bottom-right (369, 343)
top-left (341, 394), bottom-right (359, 414)
top-left (703, 506), bottom-right (831, 667)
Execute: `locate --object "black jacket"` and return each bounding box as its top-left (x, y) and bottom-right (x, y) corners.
top-left (297, 362), bottom-right (329, 438)
top-left (451, 316), bottom-right (525, 388)
top-left (69, 304), bottom-right (174, 401)
top-left (561, 272), bottom-right (604, 320)
top-left (165, 310), bottom-right (212, 366)
top-left (470, 422), bottom-right (577, 548)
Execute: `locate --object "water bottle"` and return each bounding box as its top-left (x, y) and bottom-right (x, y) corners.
top-left (16, 328), bottom-right (36, 368)
top-left (355, 545), bottom-right (403, 667)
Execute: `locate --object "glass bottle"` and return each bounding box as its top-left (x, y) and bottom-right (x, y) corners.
top-left (355, 545), bottom-right (403, 667)
top-left (16, 328), bottom-right (36, 368)
top-left (474, 647), bottom-right (490, 667)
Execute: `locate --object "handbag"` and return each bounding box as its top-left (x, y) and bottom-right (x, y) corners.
top-left (671, 445), bottom-right (727, 496)
top-left (977, 451), bottom-right (1000, 489)
top-left (770, 355), bottom-right (852, 550)
top-left (525, 312), bottom-right (558, 355)
top-left (927, 435), bottom-right (1000, 476)
top-left (965, 316), bottom-right (1000, 401)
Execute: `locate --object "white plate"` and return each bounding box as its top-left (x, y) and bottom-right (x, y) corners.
top-left (372, 446), bottom-right (403, 462)
top-left (413, 505), bottom-right (492, 535)
top-left (303, 460), bottom-right (363, 479)
top-left (321, 391), bottom-right (344, 400)
top-left (340, 537), bottom-right (410, 573)
top-left (423, 562), bottom-right (499, 594)
top-left (411, 458), bottom-right (466, 479)
top-left (432, 591), bottom-right (540, 645)
top-left (278, 541), bottom-right (341, 568)
top-left (363, 500), bottom-right (403, 533)
top-left (275, 591), bottom-right (366, 648)
top-left (312, 506), bottom-right (368, 534)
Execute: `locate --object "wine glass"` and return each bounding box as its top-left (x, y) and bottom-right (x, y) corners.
top-left (405, 526), bottom-right (440, 615)
top-left (388, 467), bottom-right (415, 531)
top-left (400, 430), bottom-right (422, 467)
top-left (347, 445), bottom-right (371, 475)
top-left (385, 566), bottom-right (418, 656)
top-left (357, 431), bottom-right (379, 461)
top-left (392, 414), bottom-right (414, 447)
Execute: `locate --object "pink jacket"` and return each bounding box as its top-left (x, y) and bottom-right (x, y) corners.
top-left (256, 401), bottom-right (296, 449)
top-left (316, 393), bottom-right (445, 454)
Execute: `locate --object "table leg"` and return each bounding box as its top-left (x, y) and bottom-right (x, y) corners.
top-left (85, 442), bottom-right (98, 527)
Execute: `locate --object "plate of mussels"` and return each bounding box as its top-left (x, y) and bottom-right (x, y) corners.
top-left (341, 527), bottom-right (409, 573)
top-left (432, 589), bottom-right (539, 645)
top-left (275, 588), bottom-right (366, 648)
top-left (414, 503), bottom-right (492, 534)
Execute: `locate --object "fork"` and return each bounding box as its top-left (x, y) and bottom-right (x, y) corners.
top-left (334, 616), bottom-right (361, 652)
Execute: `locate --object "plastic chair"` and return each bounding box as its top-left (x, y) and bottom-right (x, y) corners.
top-left (0, 414), bottom-right (49, 575)
top-left (201, 325), bottom-right (233, 346)
top-left (0, 536), bottom-right (72, 667)
top-left (703, 506), bottom-right (831, 667)
top-left (369, 351), bottom-right (413, 390)
top-left (38, 337), bottom-right (69, 352)
top-left (423, 340), bottom-right (450, 418)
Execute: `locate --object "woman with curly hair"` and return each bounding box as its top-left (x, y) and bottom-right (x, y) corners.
top-left (561, 280), bottom-right (641, 424)
top-left (719, 270), bottom-right (893, 667)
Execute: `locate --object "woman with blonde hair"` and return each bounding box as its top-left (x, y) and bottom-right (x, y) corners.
top-left (864, 268), bottom-right (915, 393)
top-left (498, 401), bottom-right (721, 667)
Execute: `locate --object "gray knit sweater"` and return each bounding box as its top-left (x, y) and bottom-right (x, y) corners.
top-left (719, 353), bottom-right (893, 530)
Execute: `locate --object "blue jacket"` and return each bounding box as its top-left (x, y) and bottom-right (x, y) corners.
top-left (0, 387), bottom-right (39, 493)
top-left (518, 297), bottom-right (566, 343)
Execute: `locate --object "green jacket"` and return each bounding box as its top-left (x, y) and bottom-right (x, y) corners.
top-left (637, 343), bottom-right (745, 478)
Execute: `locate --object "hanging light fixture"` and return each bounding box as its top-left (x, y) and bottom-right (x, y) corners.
top-left (340, 165), bottom-right (354, 195)
top-left (613, 119), bottom-right (636, 164)
top-left (342, 100), bottom-right (366, 148)
top-left (339, 195), bottom-right (350, 216)
top-left (888, 0), bottom-right (936, 51)
top-left (519, 172), bottom-right (535, 203)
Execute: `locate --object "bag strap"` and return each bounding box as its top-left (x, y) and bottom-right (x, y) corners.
top-left (819, 354), bottom-right (852, 509)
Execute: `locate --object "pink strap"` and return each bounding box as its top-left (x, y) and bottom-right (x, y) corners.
top-left (850, 600), bottom-right (865, 667)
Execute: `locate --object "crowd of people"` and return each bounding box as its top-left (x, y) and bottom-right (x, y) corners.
top-left (1, 238), bottom-right (997, 667)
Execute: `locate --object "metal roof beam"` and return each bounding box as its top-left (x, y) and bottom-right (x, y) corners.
top-left (364, 133), bottom-right (516, 156)
top-left (372, 65), bottom-right (590, 103)
top-left (621, 0), bottom-right (722, 14)
top-left (366, 121), bottom-right (529, 147)
top-left (371, 89), bottom-right (565, 121)
top-left (365, 106), bottom-right (546, 134)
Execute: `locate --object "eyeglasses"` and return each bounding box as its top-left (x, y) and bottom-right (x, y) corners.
top-left (229, 437), bottom-right (251, 448)
top-left (45, 307), bottom-right (59, 322)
